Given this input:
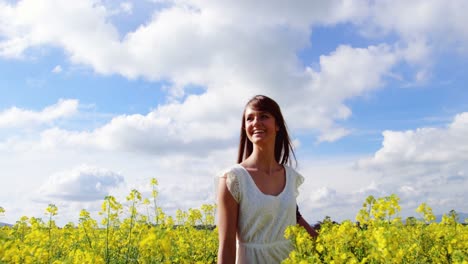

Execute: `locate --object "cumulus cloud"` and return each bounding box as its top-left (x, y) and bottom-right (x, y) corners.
top-left (2, 0), bottom-right (468, 223)
top-left (296, 113), bottom-right (468, 222)
top-left (19, 43), bottom-right (399, 154)
top-left (0, 99), bottom-right (78, 128)
top-left (3, 42), bottom-right (407, 155)
top-left (353, 0), bottom-right (468, 85)
top-left (36, 165), bottom-right (124, 202)
top-left (359, 112), bottom-right (468, 169)
top-left (287, 43), bottom-right (401, 141)
top-left (293, 158), bottom-right (381, 222)
top-left (0, 0), bottom-right (120, 61)
top-left (356, 112), bottom-right (468, 212)
top-left (0, 143), bottom-right (234, 225)
top-left (33, 96), bottom-right (239, 155)
top-left (362, 0), bottom-right (468, 49)
top-left (0, 0), bottom-right (441, 143)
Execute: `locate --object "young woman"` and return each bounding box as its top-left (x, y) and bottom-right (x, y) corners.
top-left (217, 95), bottom-right (317, 264)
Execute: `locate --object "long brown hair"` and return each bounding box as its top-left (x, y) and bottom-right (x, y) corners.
top-left (237, 95), bottom-right (297, 167)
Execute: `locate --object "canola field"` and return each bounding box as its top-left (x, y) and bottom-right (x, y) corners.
top-left (1, 179), bottom-right (467, 263)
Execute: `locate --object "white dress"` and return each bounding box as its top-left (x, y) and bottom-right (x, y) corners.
top-left (218, 164), bottom-right (304, 264)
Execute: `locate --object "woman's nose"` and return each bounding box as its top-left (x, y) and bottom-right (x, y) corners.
top-left (252, 116), bottom-right (259, 125)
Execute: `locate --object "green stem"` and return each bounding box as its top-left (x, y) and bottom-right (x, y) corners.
top-left (105, 201), bottom-right (111, 264)
top-left (125, 200), bottom-right (137, 264)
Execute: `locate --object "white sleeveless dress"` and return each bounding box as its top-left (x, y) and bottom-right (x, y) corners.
top-left (218, 164), bottom-right (304, 264)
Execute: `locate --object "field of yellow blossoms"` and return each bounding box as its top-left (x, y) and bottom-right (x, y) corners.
top-left (1, 179), bottom-right (467, 263)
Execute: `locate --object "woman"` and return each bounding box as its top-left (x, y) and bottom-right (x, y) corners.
top-left (217, 95), bottom-right (317, 264)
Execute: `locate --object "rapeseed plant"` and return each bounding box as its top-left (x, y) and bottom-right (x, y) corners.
top-left (1, 182), bottom-right (467, 263)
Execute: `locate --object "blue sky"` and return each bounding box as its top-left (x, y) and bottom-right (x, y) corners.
top-left (1, 0), bottom-right (468, 225)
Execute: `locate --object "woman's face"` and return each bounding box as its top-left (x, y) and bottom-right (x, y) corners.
top-left (244, 106), bottom-right (279, 145)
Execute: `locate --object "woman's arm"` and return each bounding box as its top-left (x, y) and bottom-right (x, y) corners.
top-left (297, 214), bottom-right (318, 238)
top-left (217, 176), bottom-right (239, 264)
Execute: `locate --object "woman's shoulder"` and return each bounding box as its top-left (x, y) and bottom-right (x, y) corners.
top-left (217, 164), bottom-right (244, 178)
top-left (216, 164), bottom-right (245, 202)
top-left (284, 164), bottom-right (299, 176)
top-left (284, 165), bottom-right (305, 183)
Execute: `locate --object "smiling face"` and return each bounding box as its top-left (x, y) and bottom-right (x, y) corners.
top-left (244, 106), bottom-right (279, 146)
top-left (237, 95), bottom-right (295, 165)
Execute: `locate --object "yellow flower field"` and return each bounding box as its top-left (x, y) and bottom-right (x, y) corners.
top-left (1, 180), bottom-right (467, 263)
top-left (284, 195), bottom-right (468, 264)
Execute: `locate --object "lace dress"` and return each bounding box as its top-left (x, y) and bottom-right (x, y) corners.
top-left (218, 164), bottom-right (304, 264)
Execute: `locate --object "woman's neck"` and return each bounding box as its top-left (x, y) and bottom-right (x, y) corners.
top-left (244, 145), bottom-right (280, 172)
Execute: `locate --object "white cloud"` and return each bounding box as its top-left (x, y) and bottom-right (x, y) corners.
top-left (52, 65), bottom-right (62, 73)
top-left (359, 112), bottom-right (468, 168)
top-left (0, 0), bottom-right (120, 61)
top-left (398, 185), bottom-right (421, 198)
top-left (0, 99), bottom-right (78, 128)
top-left (356, 112), bottom-right (468, 213)
top-left (0, 143), bottom-right (234, 225)
top-left (36, 164), bottom-right (124, 202)
top-left (140, 0), bottom-right (366, 32)
top-left (3, 111), bottom-right (468, 225)
top-left (308, 187), bottom-right (337, 205)
top-left (363, 0), bottom-right (468, 48)
top-left (1, 0), bottom-right (468, 225)
top-left (295, 111), bottom-right (468, 222)
top-left (2, 43), bottom-right (401, 153)
top-left (1, 1), bottom-right (462, 146)
top-left (32, 42), bottom-right (404, 153)
top-left (17, 106), bottom-right (467, 223)
top-left (294, 157), bottom-right (381, 222)
top-left (0, 0), bottom-right (415, 143)
top-left (284, 44), bottom-right (402, 141)
top-left (120, 2), bottom-right (133, 14)
top-left (31, 96), bottom-right (239, 155)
